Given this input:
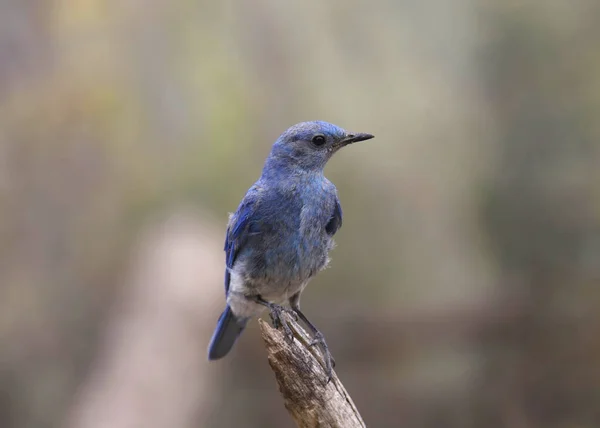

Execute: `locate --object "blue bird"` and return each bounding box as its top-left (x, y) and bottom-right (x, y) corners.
top-left (207, 121), bottom-right (374, 379)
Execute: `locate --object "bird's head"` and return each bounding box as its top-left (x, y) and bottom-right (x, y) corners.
top-left (267, 121), bottom-right (374, 172)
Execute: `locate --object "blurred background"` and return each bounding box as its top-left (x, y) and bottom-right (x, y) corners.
top-left (1, 0), bottom-right (600, 427)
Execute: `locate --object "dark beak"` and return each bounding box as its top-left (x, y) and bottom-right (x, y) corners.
top-left (341, 132), bottom-right (374, 146)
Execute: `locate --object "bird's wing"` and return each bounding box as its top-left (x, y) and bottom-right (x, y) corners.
top-left (224, 192), bottom-right (259, 294)
top-left (325, 196), bottom-right (343, 236)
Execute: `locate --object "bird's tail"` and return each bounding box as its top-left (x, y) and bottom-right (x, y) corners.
top-left (208, 305), bottom-right (247, 360)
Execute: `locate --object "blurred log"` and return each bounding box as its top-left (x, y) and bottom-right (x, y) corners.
top-left (66, 213), bottom-right (224, 428)
top-left (260, 316), bottom-right (366, 428)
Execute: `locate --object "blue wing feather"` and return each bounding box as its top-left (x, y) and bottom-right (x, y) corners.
top-left (326, 197), bottom-right (343, 235)
top-left (224, 196), bottom-right (257, 294)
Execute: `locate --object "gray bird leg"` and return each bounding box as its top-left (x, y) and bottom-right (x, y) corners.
top-left (252, 295), bottom-right (296, 343)
top-left (289, 293), bottom-right (335, 382)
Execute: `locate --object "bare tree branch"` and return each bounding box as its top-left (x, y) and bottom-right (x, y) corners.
top-left (260, 315), bottom-right (366, 428)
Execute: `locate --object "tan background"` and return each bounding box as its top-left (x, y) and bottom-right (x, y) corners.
top-left (1, 1), bottom-right (600, 427)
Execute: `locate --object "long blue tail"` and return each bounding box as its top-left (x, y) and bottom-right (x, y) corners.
top-left (208, 305), bottom-right (247, 360)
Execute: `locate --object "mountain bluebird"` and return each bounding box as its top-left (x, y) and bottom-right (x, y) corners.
top-left (207, 121), bottom-right (374, 379)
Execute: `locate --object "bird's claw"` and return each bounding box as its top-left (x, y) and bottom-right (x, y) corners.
top-left (309, 331), bottom-right (335, 382)
top-left (267, 304), bottom-right (295, 344)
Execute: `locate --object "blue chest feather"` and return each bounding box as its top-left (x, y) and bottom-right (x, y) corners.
top-left (224, 174), bottom-right (341, 291)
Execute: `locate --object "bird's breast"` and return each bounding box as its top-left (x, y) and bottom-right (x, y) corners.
top-left (244, 179), bottom-right (335, 284)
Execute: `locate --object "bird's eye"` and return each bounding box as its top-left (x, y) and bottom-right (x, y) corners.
top-left (311, 135), bottom-right (326, 146)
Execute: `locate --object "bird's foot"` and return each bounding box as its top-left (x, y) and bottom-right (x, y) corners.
top-left (309, 331), bottom-right (335, 382)
top-left (253, 296), bottom-right (298, 343)
top-left (266, 303), bottom-right (296, 344)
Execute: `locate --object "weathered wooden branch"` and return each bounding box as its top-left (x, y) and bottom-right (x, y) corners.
top-left (259, 315), bottom-right (366, 428)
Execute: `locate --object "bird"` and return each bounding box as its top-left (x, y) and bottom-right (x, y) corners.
top-left (207, 121), bottom-right (374, 380)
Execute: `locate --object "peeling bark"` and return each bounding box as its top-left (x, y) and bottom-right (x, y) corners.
top-left (260, 315), bottom-right (366, 428)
